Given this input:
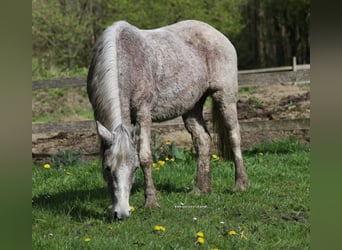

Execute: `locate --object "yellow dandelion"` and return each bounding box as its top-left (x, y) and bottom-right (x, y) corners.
top-left (259, 152), bottom-right (264, 156)
top-left (196, 231), bottom-right (204, 238)
top-left (154, 225), bottom-right (166, 231)
top-left (211, 248), bottom-right (219, 250)
top-left (43, 163), bottom-right (51, 169)
top-left (197, 237), bottom-right (205, 244)
top-left (66, 171), bottom-right (72, 175)
top-left (130, 205), bottom-right (135, 212)
top-left (211, 154), bottom-right (218, 159)
top-left (165, 157), bottom-right (170, 161)
top-left (158, 160), bottom-right (165, 167)
top-left (228, 230), bottom-right (237, 236)
top-left (84, 237), bottom-right (91, 242)
top-left (170, 158), bottom-right (175, 162)
top-left (165, 141), bottom-right (172, 145)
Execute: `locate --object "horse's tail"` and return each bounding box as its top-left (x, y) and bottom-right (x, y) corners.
top-left (211, 100), bottom-right (233, 161)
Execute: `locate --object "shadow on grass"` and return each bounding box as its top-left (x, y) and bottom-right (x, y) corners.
top-left (131, 169), bottom-right (191, 195)
top-left (32, 187), bottom-right (110, 221)
top-left (243, 136), bottom-right (309, 156)
top-left (33, 175), bottom-right (190, 222)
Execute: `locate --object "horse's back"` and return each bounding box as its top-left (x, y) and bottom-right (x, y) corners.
top-left (169, 20), bottom-right (239, 102)
top-left (160, 20), bottom-right (237, 92)
top-left (142, 21), bottom-right (237, 121)
top-left (166, 20), bottom-right (236, 58)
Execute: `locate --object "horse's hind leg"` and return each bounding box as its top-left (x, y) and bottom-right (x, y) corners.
top-left (212, 91), bottom-right (249, 192)
top-left (182, 100), bottom-right (212, 194)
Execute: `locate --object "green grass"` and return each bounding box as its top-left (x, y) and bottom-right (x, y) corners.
top-left (32, 139), bottom-right (310, 249)
top-left (32, 110), bottom-right (94, 123)
top-left (32, 87), bottom-right (94, 123)
top-left (32, 59), bottom-right (88, 80)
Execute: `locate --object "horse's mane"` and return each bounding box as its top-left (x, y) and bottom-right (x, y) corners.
top-left (87, 22), bottom-right (131, 131)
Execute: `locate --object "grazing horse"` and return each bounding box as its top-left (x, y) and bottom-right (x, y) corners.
top-left (87, 20), bottom-right (249, 220)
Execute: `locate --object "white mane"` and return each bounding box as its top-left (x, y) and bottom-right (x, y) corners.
top-left (92, 22), bottom-right (123, 130)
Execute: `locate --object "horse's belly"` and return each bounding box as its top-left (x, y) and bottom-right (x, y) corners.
top-left (151, 79), bottom-right (208, 122)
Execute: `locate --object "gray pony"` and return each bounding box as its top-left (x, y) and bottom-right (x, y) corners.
top-left (87, 20), bottom-right (249, 220)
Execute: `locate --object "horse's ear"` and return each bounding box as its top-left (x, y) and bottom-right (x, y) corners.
top-left (96, 121), bottom-right (113, 145)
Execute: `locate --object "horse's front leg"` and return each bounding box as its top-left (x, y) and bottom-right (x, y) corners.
top-left (137, 109), bottom-right (160, 208)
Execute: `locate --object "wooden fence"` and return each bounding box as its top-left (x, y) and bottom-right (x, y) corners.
top-left (32, 60), bottom-right (310, 157)
top-left (32, 115), bottom-right (310, 135)
top-left (32, 62), bottom-right (310, 90)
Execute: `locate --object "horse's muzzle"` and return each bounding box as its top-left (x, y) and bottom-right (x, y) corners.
top-left (113, 209), bottom-right (131, 220)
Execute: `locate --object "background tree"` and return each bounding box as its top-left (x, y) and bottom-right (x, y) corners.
top-left (236, 0), bottom-right (310, 68)
top-left (32, 0), bottom-right (310, 78)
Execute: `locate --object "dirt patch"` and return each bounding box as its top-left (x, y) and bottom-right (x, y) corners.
top-left (237, 85), bottom-right (310, 121)
top-left (32, 84), bottom-right (310, 163)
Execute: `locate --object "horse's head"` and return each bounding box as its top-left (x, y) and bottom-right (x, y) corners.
top-left (96, 121), bottom-right (139, 220)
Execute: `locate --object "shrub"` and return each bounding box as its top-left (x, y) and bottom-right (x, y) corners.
top-left (49, 149), bottom-right (83, 168)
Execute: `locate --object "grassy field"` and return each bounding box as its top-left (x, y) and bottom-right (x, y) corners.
top-left (32, 138), bottom-right (310, 249)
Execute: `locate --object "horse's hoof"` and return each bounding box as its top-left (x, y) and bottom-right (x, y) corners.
top-left (144, 200), bottom-right (160, 208)
top-left (232, 179), bottom-right (249, 192)
top-left (189, 188), bottom-right (202, 195)
top-left (189, 187), bottom-right (211, 195)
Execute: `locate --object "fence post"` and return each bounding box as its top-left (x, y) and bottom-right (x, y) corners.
top-left (292, 56), bottom-right (297, 72)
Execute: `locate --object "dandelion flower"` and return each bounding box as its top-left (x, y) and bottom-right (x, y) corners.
top-left (66, 171), bottom-right (72, 175)
top-left (197, 237), bottom-right (205, 244)
top-left (154, 225), bottom-right (166, 231)
top-left (259, 152), bottom-right (264, 156)
top-left (84, 237), bottom-right (91, 242)
top-left (211, 154), bottom-right (218, 159)
top-left (170, 158), bottom-right (175, 162)
top-left (158, 160), bottom-right (165, 167)
top-left (165, 157), bottom-right (170, 161)
top-left (211, 248), bottom-right (219, 250)
top-left (43, 163), bottom-right (51, 169)
top-left (228, 230), bottom-right (237, 236)
top-left (165, 141), bottom-right (172, 145)
top-left (196, 231), bottom-right (204, 238)
top-left (152, 163), bottom-right (158, 168)
top-left (130, 205), bottom-right (135, 212)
